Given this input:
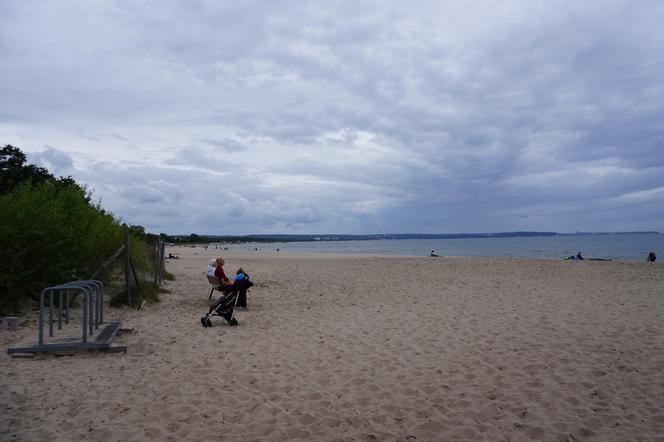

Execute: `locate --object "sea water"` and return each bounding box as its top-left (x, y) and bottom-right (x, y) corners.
top-left (226, 233), bottom-right (664, 262)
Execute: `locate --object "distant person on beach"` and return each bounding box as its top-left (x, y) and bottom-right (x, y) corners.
top-left (566, 252), bottom-right (585, 260)
top-left (430, 250), bottom-right (439, 257)
top-left (647, 252), bottom-right (657, 263)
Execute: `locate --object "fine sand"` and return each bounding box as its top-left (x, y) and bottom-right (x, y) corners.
top-left (1, 247), bottom-right (664, 441)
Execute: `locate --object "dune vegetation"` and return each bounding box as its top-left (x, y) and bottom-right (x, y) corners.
top-left (0, 145), bottom-right (159, 314)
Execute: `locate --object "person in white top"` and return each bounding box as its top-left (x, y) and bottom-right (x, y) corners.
top-left (207, 259), bottom-right (217, 277)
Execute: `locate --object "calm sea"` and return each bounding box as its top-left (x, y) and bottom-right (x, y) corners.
top-left (225, 233), bottom-right (663, 262)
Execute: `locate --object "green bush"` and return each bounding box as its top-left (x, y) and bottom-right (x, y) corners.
top-left (0, 182), bottom-right (118, 311)
top-left (0, 145), bottom-right (163, 314)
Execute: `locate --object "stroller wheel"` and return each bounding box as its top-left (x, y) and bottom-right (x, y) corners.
top-left (206, 318), bottom-right (213, 327)
top-left (230, 318), bottom-right (238, 326)
top-left (200, 316), bottom-right (208, 327)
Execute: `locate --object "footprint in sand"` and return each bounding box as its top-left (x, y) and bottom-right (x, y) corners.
top-left (320, 416), bottom-right (341, 428)
top-left (299, 413), bottom-right (317, 425)
top-left (166, 422), bottom-right (180, 433)
top-left (416, 420), bottom-right (448, 433)
top-left (563, 396), bottom-right (581, 406)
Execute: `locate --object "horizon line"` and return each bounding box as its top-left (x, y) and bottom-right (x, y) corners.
top-left (164, 230), bottom-right (661, 237)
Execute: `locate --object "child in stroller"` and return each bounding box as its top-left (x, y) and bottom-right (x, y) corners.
top-left (201, 268), bottom-right (254, 327)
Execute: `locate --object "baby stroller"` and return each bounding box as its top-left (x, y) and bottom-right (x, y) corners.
top-left (200, 272), bottom-right (253, 327)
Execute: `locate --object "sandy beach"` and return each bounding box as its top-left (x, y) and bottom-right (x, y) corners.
top-left (2, 247), bottom-right (664, 441)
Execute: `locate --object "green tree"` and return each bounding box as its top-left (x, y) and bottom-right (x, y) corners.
top-left (128, 224), bottom-right (147, 238)
top-left (0, 144), bottom-right (52, 194)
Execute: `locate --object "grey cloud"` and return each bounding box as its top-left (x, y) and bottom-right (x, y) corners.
top-left (28, 146), bottom-right (74, 176)
top-left (163, 146), bottom-right (237, 172)
top-left (201, 138), bottom-right (247, 153)
top-left (2, 1), bottom-right (664, 233)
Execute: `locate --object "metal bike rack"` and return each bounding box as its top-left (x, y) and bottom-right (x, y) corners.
top-left (8, 280), bottom-right (125, 354)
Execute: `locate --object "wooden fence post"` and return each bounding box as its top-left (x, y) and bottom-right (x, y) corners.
top-left (153, 241), bottom-right (160, 285)
top-left (124, 227), bottom-right (131, 306)
top-left (159, 241), bottom-right (166, 283)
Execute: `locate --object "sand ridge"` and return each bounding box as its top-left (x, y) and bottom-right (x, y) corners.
top-left (1, 247), bottom-right (664, 441)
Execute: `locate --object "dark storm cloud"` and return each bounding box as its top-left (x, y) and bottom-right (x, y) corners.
top-left (2, 0), bottom-right (664, 233)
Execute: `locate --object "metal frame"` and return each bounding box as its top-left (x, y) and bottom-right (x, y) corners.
top-left (7, 280), bottom-right (125, 354)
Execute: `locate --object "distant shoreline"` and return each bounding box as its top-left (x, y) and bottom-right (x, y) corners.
top-left (194, 233), bottom-right (663, 263)
top-left (165, 230), bottom-right (661, 245)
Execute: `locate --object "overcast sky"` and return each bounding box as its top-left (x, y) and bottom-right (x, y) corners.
top-left (2, 1), bottom-right (663, 235)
